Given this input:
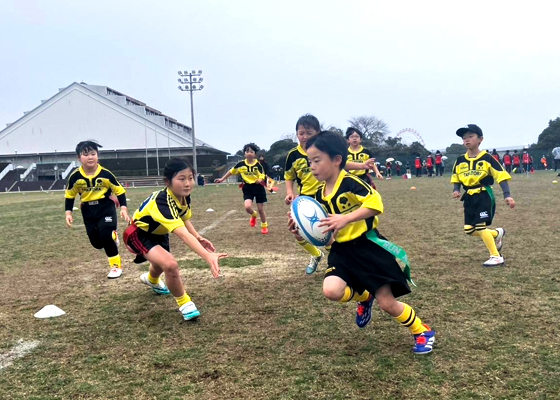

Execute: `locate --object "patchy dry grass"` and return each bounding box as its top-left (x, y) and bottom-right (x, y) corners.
top-left (0, 172), bottom-right (559, 399)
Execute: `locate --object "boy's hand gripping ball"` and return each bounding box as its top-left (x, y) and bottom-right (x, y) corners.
top-left (290, 196), bottom-right (332, 247)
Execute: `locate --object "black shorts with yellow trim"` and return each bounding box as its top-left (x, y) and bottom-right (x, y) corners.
top-left (462, 190), bottom-right (495, 227)
top-left (241, 182), bottom-right (267, 203)
top-left (81, 198), bottom-right (118, 237)
top-left (325, 231), bottom-right (411, 298)
top-left (123, 224), bottom-right (170, 264)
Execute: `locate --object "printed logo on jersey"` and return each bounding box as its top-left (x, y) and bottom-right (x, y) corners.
top-left (336, 194), bottom-right (359, 214)
top-left (479, 211), bottom-right (489, 218)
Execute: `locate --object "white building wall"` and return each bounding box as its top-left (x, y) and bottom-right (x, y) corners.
top-left (0, 84), bottom-right (193, 155)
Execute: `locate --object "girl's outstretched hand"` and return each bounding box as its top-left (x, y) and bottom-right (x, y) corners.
top-left (205, 252), bottom-right (228, 278)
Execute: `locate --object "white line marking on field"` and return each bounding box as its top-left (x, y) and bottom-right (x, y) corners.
top-left (198, 210), bottom-right (237, 236)
top-left (0, 339), bottom-right (40, 370)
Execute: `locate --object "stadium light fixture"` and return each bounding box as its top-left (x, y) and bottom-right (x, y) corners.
top-left (176, 69), bottom-right (205, 182)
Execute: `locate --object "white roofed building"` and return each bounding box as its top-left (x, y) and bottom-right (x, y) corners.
top-left (0, 82), bottom-right (228, 190)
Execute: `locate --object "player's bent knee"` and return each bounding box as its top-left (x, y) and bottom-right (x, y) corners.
top-left (162, 260), bottom-right (180, 274)
top-left (323, 286), bottom-right (344, 301)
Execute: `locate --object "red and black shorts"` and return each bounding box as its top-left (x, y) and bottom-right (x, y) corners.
top-left (123, 224), bottom-right (170, 264)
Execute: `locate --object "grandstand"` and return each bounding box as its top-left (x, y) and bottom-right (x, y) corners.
top-left (0, 82), bottom-right (229, 192)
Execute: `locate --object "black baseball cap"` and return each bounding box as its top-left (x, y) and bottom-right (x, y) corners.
top-left (456, 124), bottom-right (483, 137)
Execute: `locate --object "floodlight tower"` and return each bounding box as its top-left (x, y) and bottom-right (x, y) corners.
top-left (177, 70), bottom-right (204, 177)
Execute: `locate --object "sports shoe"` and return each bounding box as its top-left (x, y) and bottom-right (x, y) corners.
top-left (140, 272), bottom-right (170, 295)
top-left (261, 227), bottom-right (269, 234)
top-left (305, 251), bottom-right (324, 275)
top-left (413, 324), bottom-right (436, 354)
top-left (112, 230), bottom-right (120, 247)
top-left (179, 301), bottom-right (201, 321)
top-left (107, 267), bottom-right (122, 279)
top-left (483, 255), bottom-right (504, 267)
top-left (495, 228), bottom-right (505, 252)
top-left (356, 295), bottom-right (374, 328)
top-left (250, 215), bottom-right (257, 227)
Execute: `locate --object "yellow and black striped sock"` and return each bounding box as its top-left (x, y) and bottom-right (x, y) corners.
top-left (297, 239), bottom-right (322, 257)
top-left (394, 303), bottom-right (428, 335)
top-left (175, 292), bottom-right (192, 308)
top-left (340, 287), bottom-right (371, 303)
top-left (147, 271), bottom-right (160, 285)
top-left (108, 254), bottom-right (121, 269)
top-left (261, 222), bottom-right (268, 228)
top-left (325, 245), bottom-right (332, 253)
top-left (473, 228), bottom-right (500, 257)
top-left (251, 211), bottom-right (258, 218)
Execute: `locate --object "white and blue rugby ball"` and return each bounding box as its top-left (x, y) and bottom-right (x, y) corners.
top-left (290, 196), bottom-right (332, 247)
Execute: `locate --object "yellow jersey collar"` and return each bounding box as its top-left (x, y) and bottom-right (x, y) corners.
top-left (464, 150), bottom-right (487, 161)
top-left (245, 158), bottom-right (258, 166)
top-left (322, 170), bottom-right (347, 201)
top-left (297, 144), bottom-right (307, 156)
top-left (79, 164), bottom-right (101, 178)
top-left (348, 145), bottom-right (364, 155)
top-left (166, 187), bottom-right (187, 206)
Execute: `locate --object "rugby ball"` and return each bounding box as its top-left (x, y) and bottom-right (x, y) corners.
top-left (290, 196), bottom-right (332, 246)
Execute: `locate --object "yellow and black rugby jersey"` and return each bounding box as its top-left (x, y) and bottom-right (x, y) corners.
top-left (284, 144), bottom-right (321, 195)
top-left (450, 151), bottom-right (511, 189)
top-left (315, 170), bottom-right (383, 243)
top-left (347, 146), bottom-right (373, 177)
top-left (230, 159), bottom-right (265, 184)
top-left (132, 188), bottom-right (192, 235)
top-left (65, 165), bottom-right (126, 203)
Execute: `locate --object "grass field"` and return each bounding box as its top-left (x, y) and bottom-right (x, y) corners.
top-left (1, 172), bottom-right (559, 399)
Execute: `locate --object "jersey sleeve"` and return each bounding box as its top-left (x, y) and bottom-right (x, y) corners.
top-left (104, 169), bottom-right (126, 196)
top-left (229, 161), bottom-right (244, 175)
top-left (64, 172), bottom-right (79, 199)
top-left (351, 177), bottom-right (384, 214)
top-left (450, 160), bottom-right (460, 184)
top-left (256, 162), bottom-right (265, 180)
top-left (284, 150), bottom-right (297, 181)
top-left (488, 156), bottom-right (511, 183)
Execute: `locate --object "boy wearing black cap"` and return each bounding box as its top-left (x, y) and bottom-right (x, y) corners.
top-left (451, 125), bottom-right (515, 267)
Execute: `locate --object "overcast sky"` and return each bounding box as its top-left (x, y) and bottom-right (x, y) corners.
top-left (1, 0), bottom-right (559, 154)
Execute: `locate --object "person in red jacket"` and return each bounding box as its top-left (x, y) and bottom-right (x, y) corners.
top-left (414, 156), bottom-right (422, 177)
top-left (503, 150), bottom-right (512, 173)
top-left (426, 153), bottom-right (434, 177)
top-left (512, 150), bottom-right (521, 173)
top-left (522, 150), bottom-right (530, 173)
top-left (435, 150), bottom-right (444, 176)
top-left (491, 149), bottom-right (500, 163)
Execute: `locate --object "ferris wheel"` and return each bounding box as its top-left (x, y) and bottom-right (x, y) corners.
top-left (396, 128), bottom-right (426, 147)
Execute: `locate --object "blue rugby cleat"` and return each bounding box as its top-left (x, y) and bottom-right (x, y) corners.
top-left (412, 324), bottom-right (436, 354)
top-left (356, 294), bottom-right (374, 328)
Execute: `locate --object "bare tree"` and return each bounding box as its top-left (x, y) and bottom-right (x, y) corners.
top-left (280, 132), bottom-right (298, 142)
top-left (348, 115), bottom-right (390, 145)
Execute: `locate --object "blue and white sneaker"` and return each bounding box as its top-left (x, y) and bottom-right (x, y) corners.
top-left (356, 295), bottom-right (374, 328)
top-left (140, 272), bottom-right (170, 295)
top-left (305, 251), bottom-right (324, 275)
top-left (495, 228), bottom-right (505, 252)
top-left (180, 301), bottom-right (201, 321)
top-left (412, 324), bottom-right (436, 354)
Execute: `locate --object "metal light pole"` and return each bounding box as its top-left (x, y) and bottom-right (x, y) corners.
top-left (14, 149), bottom-right (18, 181)
top-left (177, 70), bottom-right (204, 177)
top-left (54, 149), bottom-right (59, 180)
